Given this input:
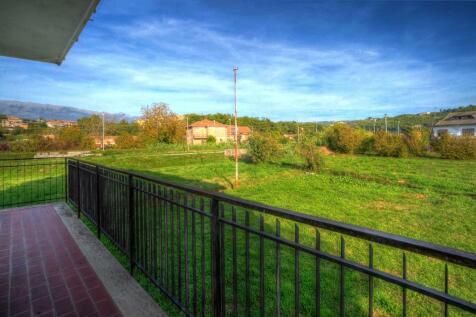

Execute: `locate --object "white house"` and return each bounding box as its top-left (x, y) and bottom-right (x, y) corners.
top-left (432, 111), bottom-right (476, 138)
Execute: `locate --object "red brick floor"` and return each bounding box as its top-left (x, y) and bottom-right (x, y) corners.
top-left (0, 205), bottom-right (123, 317)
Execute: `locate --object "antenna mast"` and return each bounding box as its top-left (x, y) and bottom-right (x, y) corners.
top-left (233, 66), bottom-right (239, 187)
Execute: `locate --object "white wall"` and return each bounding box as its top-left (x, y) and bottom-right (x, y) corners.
top-left (432, 125), bottom-right (476, 137)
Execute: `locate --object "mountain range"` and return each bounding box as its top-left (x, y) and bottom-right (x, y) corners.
top-left (0, 100), bottom-right (132, 121)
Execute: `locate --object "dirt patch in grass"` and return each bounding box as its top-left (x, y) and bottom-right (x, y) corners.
top-left (369, 200), bottom-right (412, 212)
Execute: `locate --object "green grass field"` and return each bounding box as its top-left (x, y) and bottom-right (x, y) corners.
top-left (79, 149), bottom-right (476, 317)
top-left (1, 150), bottom-right (474, 316)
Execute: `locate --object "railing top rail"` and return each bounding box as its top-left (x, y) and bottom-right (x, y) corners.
top-left (68, 158), bottom-right (476, 268)
top-left (0, 157), bottom-right (67, 161)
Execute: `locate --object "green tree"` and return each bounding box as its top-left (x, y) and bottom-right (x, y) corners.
top-left (140, 103), bottom-right (185, 144)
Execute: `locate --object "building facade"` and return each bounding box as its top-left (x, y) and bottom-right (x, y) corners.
top-left (432, 111), bottom-right (476, 138)
top-left (1, 115), bottom-right (28, 130)
top-left (187, 119), bottom-right (251, 145)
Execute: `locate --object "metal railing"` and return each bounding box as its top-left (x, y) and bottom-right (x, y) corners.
top-left (66, 158), bottom-right (476, 317)
top-left (0, 157), bottom-right (66, 208)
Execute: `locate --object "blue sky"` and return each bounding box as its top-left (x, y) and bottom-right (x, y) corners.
top-left (1, 0), bottom-right (475, 121)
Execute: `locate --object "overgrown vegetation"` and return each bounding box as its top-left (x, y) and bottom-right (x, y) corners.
top-left (432, 133), bottom-right (476, 159)
top-left (247, 132), bottom-right (284, 163)
top-left (295, 138), bottom-right (325, 172)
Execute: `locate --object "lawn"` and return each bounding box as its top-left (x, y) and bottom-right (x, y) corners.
top-left (80, 149), bottom-right (475, 317)
top-left (1, 150), bottom-right (474, 316)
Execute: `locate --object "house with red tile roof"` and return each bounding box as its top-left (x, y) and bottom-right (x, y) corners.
top-left (187, 119), bottom-right (251, 144)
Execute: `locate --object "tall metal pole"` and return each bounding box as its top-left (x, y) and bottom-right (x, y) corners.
top-left (186, 116), bottom-right (190, 151)
top-left (102, 112), bottom-right (105, 151)
top-left (233, 66), bottom-right (239, 187)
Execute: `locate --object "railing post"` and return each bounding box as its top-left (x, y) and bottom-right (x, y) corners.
top-left (64, 158), bottom-right (68, 202)
top-left (210, 197), bottom-right (223, 317)
top-left (128, 174), bottom-right (135, 275)
top-left (96, 165), bottom-right (101, 240)
top-left (77, 160), bottom-right (81, 218)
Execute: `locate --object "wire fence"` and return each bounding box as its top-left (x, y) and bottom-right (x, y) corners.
top-left (67, 158), bottom-right (476, 317)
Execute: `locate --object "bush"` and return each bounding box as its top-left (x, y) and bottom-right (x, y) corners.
top-left (206, 135), bottom-right (216, 144)
top-left (405, 128), bottom-right (430, 157)
top-left (325, 123), bottom-right (363, 153)
top-left (296, 138), bottom-right (325, 172)
top-left (433, 133), bottom-right (476, 159)
top-left (247, 133), bottom-right (284, 163)
top-left (116, 133), bottom-right (143, 149)
top-left (372, 131), bottom-right (409, 157)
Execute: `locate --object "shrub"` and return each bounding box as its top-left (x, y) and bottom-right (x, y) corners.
top-left (405, 128), bottom-right (430, 157)
top-left (433, 133), bottom-right (476, 159)
top-left (325, 123), bottom-right (363, 153)
top-left (247, 133), bottom-right (284, 163)
top-left (116, 133), bottom-right (143, 149)
top-left (296, 138), bottom-right (325, 172)
top-left (206, 135), bottom-right (216, 144)
top-left (372, 131), bottom-right (409, 157)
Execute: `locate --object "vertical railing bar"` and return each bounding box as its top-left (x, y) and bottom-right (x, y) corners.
top-left (171, 189), bottom-right (176, 297)
top-left (316, 229), bottom-right (321, 317)
top-left (153, 184), bottom-right (158, 280)
top-left (96, 166), bottom-right (101, 240)
top-left (340, 236), bottom-right (345, 317)
top-left (64, 158), bottom-right (68, 202)
top-left (211, 197), bottom-right (223, 317)
top-left (369, 244), bottom-right (374, 317)
top-left (77, 160), bottom-right (81, 218)
top-left (295, 224), bottom-right (300, 317)
top-left (276, 219), bottom-right (281, 317)
top-left (200, 198), bottom-right (206, 317)
top-left (128, 174), bottom-right (135, 275)
top-left (178, 192), bottom-right (183, 302)
top-left (403, 253), bottom-right (407, 317)
top-left (159, 186), bottom-right (164, 285)
top-left (245, 210), bottom-right (251, 317)
top-left (184, 194), bottom-right (190, 310)
top-left (444, 264), bottom-right (449, 317)
top-left (232, 207), bottom-right (238, 317)
top-left (192, 197), bottom-right (198, 316)
top-left (165, 188), bottom-right (169, 290)
top-left (219, 204), bottom-right (225, 315)
top-left (259, 215), bottom-right (265, 317)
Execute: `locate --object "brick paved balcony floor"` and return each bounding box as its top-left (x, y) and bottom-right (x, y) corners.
top-left (0, 205), bottom-right (123, 317)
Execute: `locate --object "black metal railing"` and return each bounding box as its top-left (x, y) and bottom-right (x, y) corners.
top-left (0, 157), bottom-right (66, 208)
top-left (66, 158), bottom-right (475, 317)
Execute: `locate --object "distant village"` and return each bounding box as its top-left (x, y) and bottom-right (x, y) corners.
top-left (0, 113), bottom-right (252, 150)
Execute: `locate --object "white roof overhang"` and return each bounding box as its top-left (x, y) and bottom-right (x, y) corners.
top-left (0, 0), bottom-right (100, 65)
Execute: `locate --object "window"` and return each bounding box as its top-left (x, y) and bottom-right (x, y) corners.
top-left (462, 128), bottom-right (475, 136)
top-left (437, 129), bottom-right (448, 136)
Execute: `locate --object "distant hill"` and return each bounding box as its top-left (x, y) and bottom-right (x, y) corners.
top-left (186, 104), bottom-right (476, 133)
top-left (0, 100), bottom-right (133, 121)
top-left (348, 104), bottom-right (476, 133)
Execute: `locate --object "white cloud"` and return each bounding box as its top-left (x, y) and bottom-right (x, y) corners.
top-left (1, 17), bottom-right (475, 120)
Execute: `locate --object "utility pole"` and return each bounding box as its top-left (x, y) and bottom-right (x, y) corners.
top-left (186, 116), bottom-right (190, 152)
top-left (233, 66), bottom-right (239, 187)
top-left (101, 112), bottom-right (105, 151)
top-left (384, 114), bottom-right (388, 133)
